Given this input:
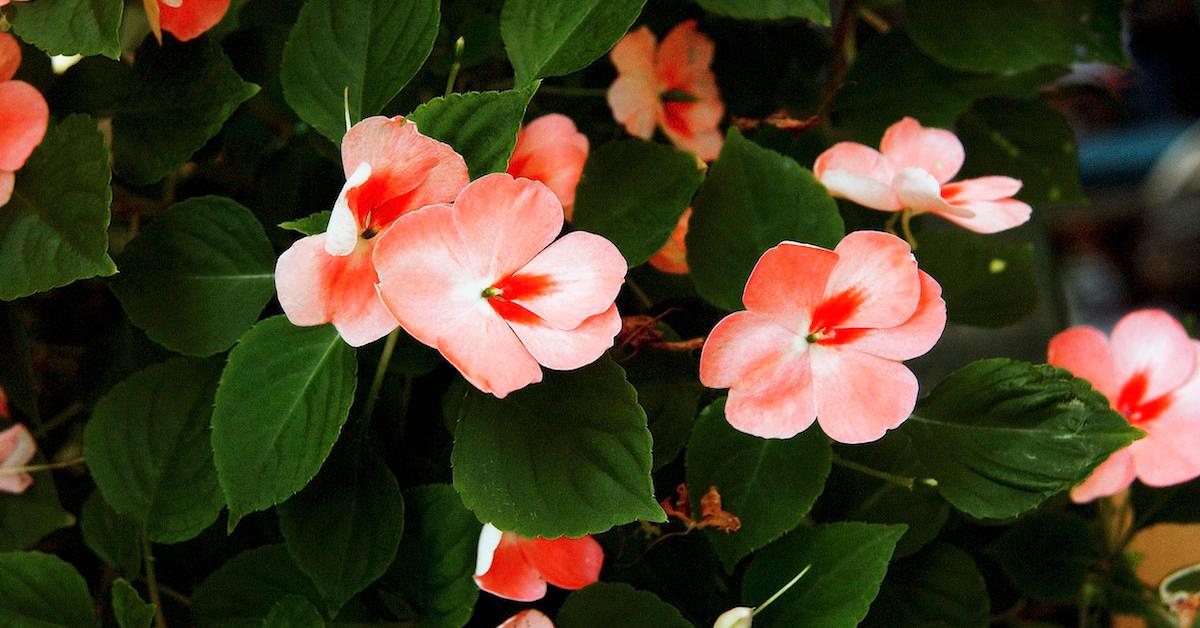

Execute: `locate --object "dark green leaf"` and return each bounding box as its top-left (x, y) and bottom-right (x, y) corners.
top-left (557, 582), bottom-right (691, 628)
top-left (279, 211), bottom-right (332, 237)
top-left (281, 0), bottom-right (440, 143)
top-left (687, 128), bottom-right (843, 311)
top-left (0, 114), bottom-right (115, 301)
top-left (112, 579), bottom-right (156, 628)
top-left (262, 595), bottom-right (324, 628)
top-left (80, 491), bottom-right (142, 577)
top-left (862, 543), bottom-right (989, 628)
top-left (212, 316), bottom-right (358, 530)
top-left (906, 0), bottom-right (1124, 73)
top-left (686, 397), bottom-right (831, 570)
top-left (501, 0), bottom-right (646, 85)
top-left (192, 545), bottom-right (324, 628)
top-left (452, 357), bottom-right (664, 537)
top-left (384, 485), bottom-right (480, 628)
top-left (1130, 481), bottom-right (1200, 526)
top-left (0, 551), bottom-right (96, 628)
top-left (408, 83), bottom-right (540, 179)
top-left (900, 359), bottom-right (1141, 519)
top-left (84, 358), bottom-right (224, 543)
top-left (914, 228), bottom-right (1038, 328)
top-left (279, 446), bottom-right (405, 615)
top-left (572, 140), bottom-right (704, 267)
top-left (696, 0), bottom-right (829, 24)
top-left (622, 339), bottom-right (703, 471)
top-left (742, 522), bottom-right (906, 628)
top-left (956, 98), bottom-right (1086, 205)
top-left (8, 0), bottom-right (122, 58)
top-left (0, 455), bottom-right (74, 552)
top-left (114, 38), bottom-right (260, 185)
top-left (0, 301), bottom-right (40, 422)
top-left (110, 196), bottom-right (276, 357)
top-left (987, 511), bottom-right (1099, 602)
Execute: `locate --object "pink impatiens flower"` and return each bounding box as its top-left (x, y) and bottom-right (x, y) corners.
top-left (498, 609), bottom-right (554, 628)
top-left (1048, 309), bottom-right (1200, 503)
top-left (648, 208), bottom-right (691, 274)
top-left (0, 423), bottom-right (37, 494)
top-left (145, 0), bottom-right (232, 43)
top-left (373, 173), bottom-right (626, 398)
top-left (507, 114), bottom-right (589, 221)
top-left (275, 116), bottom-right (469, 346)
top-left (474, 523), bottom-right (603, 602)
top-left (608, 20), bottom-right (725, 161)
top-left (813, 117), bottom-right (1032, 234)
top-left (0, 32), bottom-right (49, 207)
top-left (699, 231), bottom-right (946, 443)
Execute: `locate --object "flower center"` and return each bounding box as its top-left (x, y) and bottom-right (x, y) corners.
top-left (661, 88), bottom-right (699, 103)
top-left (1115, 372), bottom-right (1172, 423)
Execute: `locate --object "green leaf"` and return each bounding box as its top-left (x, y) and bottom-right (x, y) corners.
top-left (987, 511), bottom-right (1099, 602)
top-left (80, 491), bottom-right (142, 577)
top-left (899, 359), bottom-right (1142, 519)
top-left (112, 579), bottom-right (156, 628)
top-left (685, 397), bottom-right (831, 570)
top-left (281, 0), bottom-right (440, 143)
top-left (956, 97), bottom-right (1086, 206)
top-left (742, 522), bottom-right (906, 628)
top-left (0, 301), bottom-right (41, 422)
top-left (384, 485), bottom-right (480, 628)
top-left (0, 551), bottom-right (96, 628)
top-left (212, 316), bottom-right (358, 530)
top-left (262, 596), bottom-right (325, 628)
top-left (8, 0), bottom-right (122, 58)
top-left (0, 114), bottom-right (115, 301)
top-left (192, 545), bottom-right (324, 628)
top-left (913, 228), bottom-right (1038, 328)
top-left (862, 543), bottom-right (989, 628)
top-left (408, 83), bottom-right (540, 179)
top-left (557, 582), bottom-right (691, 628)
top-left (278, 445), bottom-right (405, 615)
top-left (279, 211), bottom-right (332, 237)
top-left (696, 0), bottom-right (830, 24)
top-left (1130, 481), bottom-right (1200, 526)
top-left (687, 128), bottom-right (843, 311)
top-left (112, 38), bottom-right (259, 185)
top-left (622, 337), bottom-right (703, 470)
top-left (84, 358), bottom-right (225, 543)
top-left (906, 0), bottom-right (1124, 73)
top-left (500, 0), bottom-right (646, 85)
top-left (110, 197), bottom-right (276, 357)
top-left (0, 455), bottom-right (74, 552)
top-left (452, 357), bottom-right (664, 537)
top-left (572, 140), bottom-right (705, 267)
top-left (843, 440), bottom-right (949, 559)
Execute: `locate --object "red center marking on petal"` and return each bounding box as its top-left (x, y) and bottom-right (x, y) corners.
top-left (662, 101), bottom-right (694, 136)
top-left (488, 299), bottom-right (543, 325)
top-left (485, 273), bottom-right (556, 325)
top-left (1116, 371), bottom-right (1173, 423)
top-left (810, 288), bottom-right (865, 334)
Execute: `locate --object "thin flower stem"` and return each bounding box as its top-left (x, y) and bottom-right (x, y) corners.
top-left (0, 456), bottom-right (85, 476)
top-left (361, 329), bottom-right (401, 426)
top-left (156, 583), bottom-right (192, 608)
top-left (444, 37), bottom-right (465, 98)
top-left (538, 85), bottom-right (609, 97)
top-left (832, 454), bottom-right (937, 490)
top-left (753, 564), bottom-right (813, 616)
top-left (36, 401), bottom-right (85, 437)
top-left (142, 534), bottom-right (168, 628)
top-left (624, 277), bottom-right (654, 311)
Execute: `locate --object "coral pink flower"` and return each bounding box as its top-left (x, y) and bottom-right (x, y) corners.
top-left (275, 116), bottom-right (469, 346)
top-left (0, 423), bottom-right (37, 494)
top-left (497, 609), bottom-right (554, 628)
top-left (699, 231), bottom-right (946, 443)
top-left (608, 20), bottom-right (724, 161)
top-left (813, 117), bottom-right (1032, 234)
top-left (0, 32), bottom-right (49, 207)
top-left (1048, 309), bottom-right (1200, 502)
top-left (145, 0), bottom-right (232, 43)
top-left (648, 208), bottom-right (691, 274)
top-left (507, 114), bottom-right (589, 221)
top-left (373, 173), bottom-right (626, 398)
top-left (474, 523), bottom-right (603, 602)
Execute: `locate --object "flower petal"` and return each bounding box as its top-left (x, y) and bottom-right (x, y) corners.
top-left (452, 173), bottom-right (564, 284)
top-left (505, 231), bottom-right (626, 330)
top-left (0, 170), bottom-right (13, 207)
top-left (879, 117), bottom-right (964, 184)
top-left (274, 234), bottom-right (398, 347)
top-left (823, 230), bottom-right (921, 330)
top-left (523, 535), bottom-right (604, 590)
top-left (813, 142), bottom-right (901, 211)
top-left (608, 27), bottom-right (660, 140)
top-left (475, 523), bottom-right (504, 576)
top-left (508, 114), bottom-right (589, 212)
top-left (1110, 309), bottom-right (1196, 403)
top-left (742, 241), bottom-right (839, 334)
top-left (1132, 415), bottom-right (1200, 487)
top-left (810, 345), bottom-right (918, 444)
top-left (437, 309), bottom-right (543, 398)
top-left (845, 270), bottom-right (946, 361)
top-left (941, 176), bottom-right (1023, 202)
top-left (474, 532), bottom-right (547, 602)
top-left (507, 304), bottom-right (621, 371)
top-left (1047, 326), bottom-right (1118, 401)
top-left (893, 167), bottom-right (967, 217)
top-left (158, 0), bottom-right (231, 42)
top-left (0, 80), bottom-right (49, 173)
top-left (0, 423), bottom-right (36, 495)
top-left (610, 26), bottom-right (657, 76)
top-left (0, 33), bottom-right (20, 82)
top-left (656, 20), bottom-right (715, 86)
top-left (934, 198), bottom-right (1031, 233)
top-left (498, 609), bottom-right (556, 628)
top-left (324, 162), bottom-right (372, 256)
top-left (1069, 448), bottom-right (1135, 503)
top-left (648, 208), bottom-right (691, 274)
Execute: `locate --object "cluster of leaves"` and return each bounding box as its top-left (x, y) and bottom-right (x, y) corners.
top-left (0, 0), bottom-right (1189, 627)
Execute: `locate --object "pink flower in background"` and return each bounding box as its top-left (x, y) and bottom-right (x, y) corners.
top-left (1048, 309), bottom-right (1200, 502)
top-left (507, 114), bottom-right (589, 221)
top-left (700, 231), bottom-right (946, 443)
top-left (0, 423), bottom-right (37, 494)
top-left (648, 208), bottom-right (691, 274)
top-left (275, 116), bottom-right (469, 346)
top-left (608, 20), bottom-right (724, 161)
top-left (813, 117), bottom-right (1032, 234)
top-left (474, 523), bottom-right (603, 602)
top-left (145, 0), bottom-right (232, 42)
top-left (497, 609), bottom-right (555, 628)
top-left (0, 32), bottom-right (49, 207)
top-left (373, 173), bottom-right (626, 398)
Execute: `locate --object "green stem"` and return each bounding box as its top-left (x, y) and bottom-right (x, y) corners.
top-left (142, 534), bottom-right (167, 628)
top-left (753, 564), bottom-right (812, 616)
top-left (360, 329), bottom-right (401, 426)
top-left (832, 454), bottom-right (935, 490)
top-left (444, 37), bottom-right (465, 98)
top-left (0, 456), bottom-right (85, 476)
top-left (900, 209), bottom-right (919, 250)
top-left (538, 85), bottom-right (608, 97)
top-left (624, 277), bottom-right (654, 311)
